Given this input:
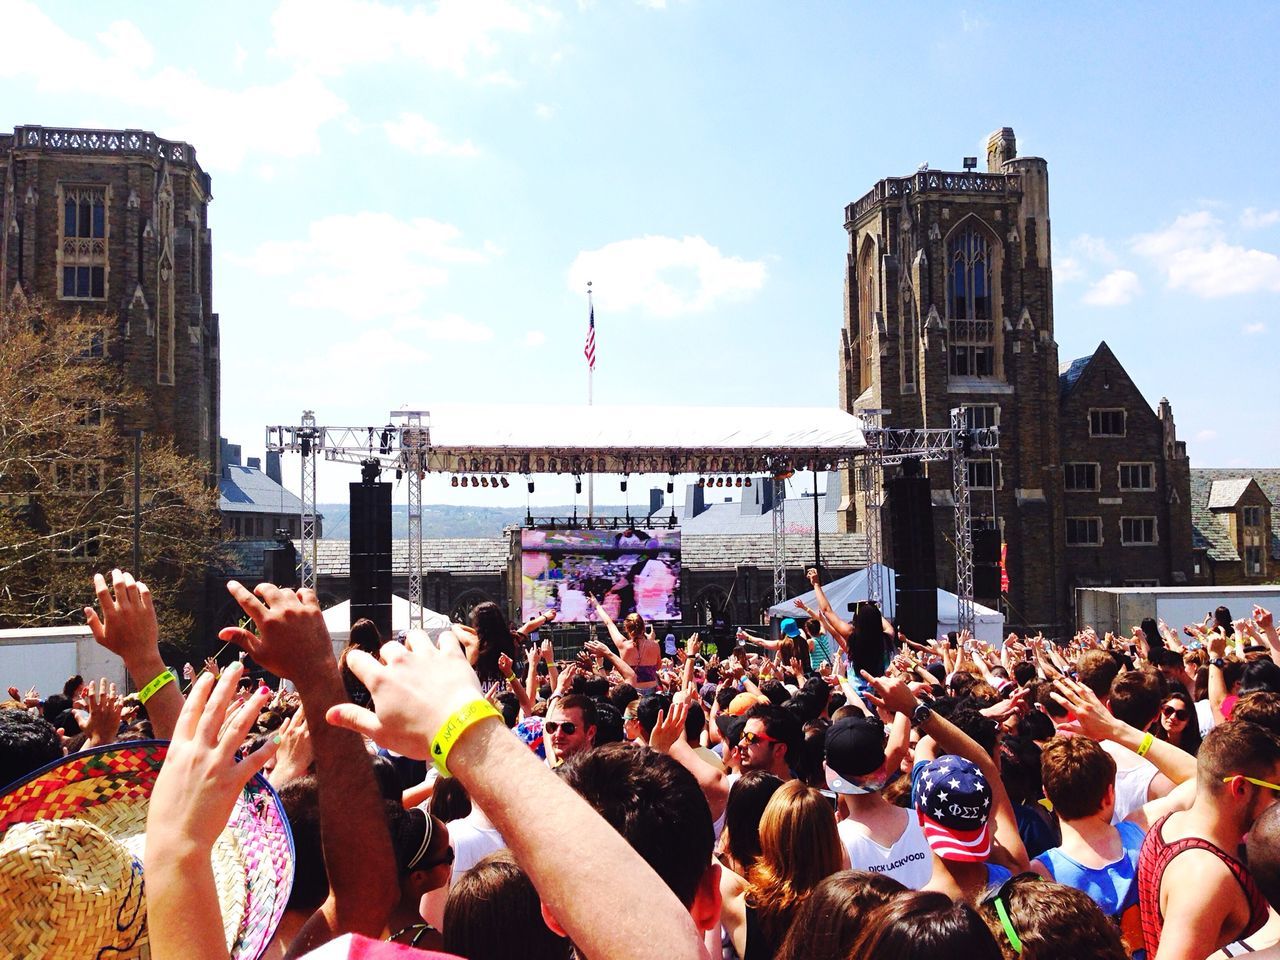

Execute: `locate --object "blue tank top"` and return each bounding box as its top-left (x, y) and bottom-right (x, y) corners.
top-left (985, 862), bottom-right (1013, 889)
top-left (1036, 820), bottom-right (1146, 958)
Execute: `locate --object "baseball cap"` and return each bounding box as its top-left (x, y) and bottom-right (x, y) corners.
top-left (727, 692), bottom-right (768, 716)
top-left (780, 618), bottom-right (802, 638)
top-left (715, 713), bottom-right (748, 749)
top-left (823, 716), bottom-right (888, 794)
top-left (911, 756), bottom-right (992, 862)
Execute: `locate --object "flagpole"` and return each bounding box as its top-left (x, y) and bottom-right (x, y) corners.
top-left (587, 281), bottom-right (594, 523)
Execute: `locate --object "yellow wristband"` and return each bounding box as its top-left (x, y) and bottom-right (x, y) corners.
top-left (138, 668), bottom-right (175, 705)
top-left (431, 699), bottom-right (502, 778)
top-left (1136, 731), bottom-right (1154, 758)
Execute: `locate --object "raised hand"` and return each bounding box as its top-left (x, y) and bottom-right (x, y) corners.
top-left (647, 701), bottom-right (689, 754)
top-left (217, 581), bottom-right (335, 686)
top-left (268, 711), bottom-right (313, 788)
top-left (806, 567), bottom-right (820, 586)
top-left (84, 570), bottom-right (160, 668)
top-left (1207, 629), bottom-right (1228, 660)
top-left (498, 652), bottom-right (515, 677)
top-left (540, 637), bottom-right (554, 661)
top-left (1049, 675), bottom-right (1122, 742)
top-left (859, 670), bottom-right (920, 717)
top-left (326, 630), bottom-right (486, 760)
top-left (203, 656), bottom-right (219, 677)
top-left (1256, 606), bottom-right (1275, 633)
top-left (83, 678), bottom-right (123, 749)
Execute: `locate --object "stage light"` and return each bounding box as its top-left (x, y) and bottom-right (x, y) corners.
top-left (696, 477), bottom-right (705, 487)
top-left (667, 478), bottom-right (674, 494)
top-left (527, 479), bottom-right (535, 494)
top-left (501, 476), bottom-right (509, 488)
top-left (620, 477), bottom-right (628, 493)
top-left (735, 477), bottom-right (743, 487)
top-left (480, 477), bottom-right (489, 488)
top-left (575, 477), bottom-right (582, 494)
top-left (745, 477), bottom-right (752, 487)
top-left (451, 476), bottom-right (459, 487)
top-left (470, 458), bottom-right (479, 472)
top-left (490, 476), bottom-right (499, 487)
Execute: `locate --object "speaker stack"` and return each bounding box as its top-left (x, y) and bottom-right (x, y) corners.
top-left (888, 463), bottom-right (939, 645)
top-left (972, 528), bottom-right (1002, 603)
top-left (349, 481), bottom-right (393, 640)
top-left (263, 539), bottom-right (298, 588)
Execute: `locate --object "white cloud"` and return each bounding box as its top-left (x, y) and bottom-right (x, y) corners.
top-left (238, 212), bottom-right (489, 321)
top-left (0, 1), bottom-right (347, 172)
top-left (384, 112), bottom-right (479, 157)
top-left (524, 330), bottom-right (547, 347)
top-left (1082, 269), bottom-right (1142, 306)
top-left (1132, 211), bottom-right (1280, 298)
top-left (269, 0), bottom-right (551, 77)
top-left (568, 235), bottom-right (767, 317)
top-left (393, 314), bottom-right (495, 342)
top-left (1241, 208), bottom-right (1280, 230)
top-left (1054, 256), bottom-right (1084, 283)
top-left (1194, 429), bottom-right (1218, 443)
top-left (314, 327), bottom-right (433, 381)
top-left (534, 103), bottom-right (555, 120)
top-left (1244, 322), bottom-right (1267, 335)
top-left (1071, 233), bottom-right (1116, 264)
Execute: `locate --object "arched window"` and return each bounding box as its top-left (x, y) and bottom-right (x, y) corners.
top-left (900, 284), bottom-right (917, 387)
top-left (946, 226), bottom-right (996, 377)
top-left (857, 243), bottom-right (876, 393)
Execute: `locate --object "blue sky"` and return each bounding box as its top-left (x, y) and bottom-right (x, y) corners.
top-left (6, 0), bottom-right (1279, 507)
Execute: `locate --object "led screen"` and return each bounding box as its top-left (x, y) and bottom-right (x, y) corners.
top-left (521, 528), bottom-right (681, 622)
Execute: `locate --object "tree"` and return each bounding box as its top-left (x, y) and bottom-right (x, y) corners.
top-left (0, 298), bottom-right (222, 647)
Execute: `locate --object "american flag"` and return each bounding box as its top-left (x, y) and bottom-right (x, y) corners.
top-left (584, 303), bottom-right (596, 370)
top-left (912, 756), bottom-right (993, 862)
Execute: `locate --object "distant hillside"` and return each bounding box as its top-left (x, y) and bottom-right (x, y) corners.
top-left (318, 503), bottom-right (637, 539)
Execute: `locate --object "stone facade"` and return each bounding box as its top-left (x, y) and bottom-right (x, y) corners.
top-left (839, 127), bottom-right (1191, 634)
top-left (1190, 470), bottom-right (1280, 585)
top-left (0, 126), bottom-right (219, 481)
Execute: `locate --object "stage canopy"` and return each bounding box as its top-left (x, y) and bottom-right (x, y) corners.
top-left (381, 404), bottom-right (867, 476)
top-left (768, 564), bottom-right (1007, 645)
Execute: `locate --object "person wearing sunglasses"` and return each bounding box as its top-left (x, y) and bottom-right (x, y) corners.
top-left (1153, 692), bottom-right (1201, 756)
top-left (385, 806), bottom-right (455, 950)
top-left (739, 704), bottom-right (802, 780)
top-left (544, 694), bottom-right (598, 765)
top-left (1137, 719), bottom-right (1280, 960)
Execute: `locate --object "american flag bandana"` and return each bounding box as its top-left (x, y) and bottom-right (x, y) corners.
top-left (912, 755), bottom-right (993, 862)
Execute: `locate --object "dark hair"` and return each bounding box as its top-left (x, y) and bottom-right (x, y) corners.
top-left (1141, 618), bottom-right (1162, 649)
top-left (723, 771), bottom-right (785, 874)
top-left (942, 700), bottom-right (998, 757)
top-left (592, 701), bottom-right (624, 745)
top-left (759, 679), bottom-right (790, 708)
top-left (715, 686), bottom-right (738, 711)
top-left (340, 618), bottom-right (382, 708)
top-left (581, 675), bottom-right (610, 701)
top-left (746, 703), bottom-right (804, 768)
top-left (41, 693), bottom-right (69, 724)
top-left (369, 753), bottom-right (407, 800)
top-left (608, 682), bottom-right (640, 712)
top-left (62, 674), bottom-right (84, 700)
top-left (1154, 691), bottom-right (1202, 754)
top-left (851, 602), bottom-right (890, 676)
top-left (683, 701), bottom-right (707, 743)
top-left (1215, 605), bottom-right (1235, 634)
top-left (848, 890), bottom-right (1003, 960)
top-left (276, 775), bottom-right (329, 911)
top-left (1040, 736), bottom-right (1116, 820)
top-left (1017, 708), bottom-right (1056, 741)
top-left (997, 735), bottom-right (1045, 807)
top-left (431, 775), bottom-right (473, 823)
top-left (1241, 661), bottom-right (1280, 697)
top-left (469, 601), bottom-right (518, 683)
top-left (0, 710), bottom-right (62, 788)
top-left (444, 851), bottom-right (570, 960)
top-left (1108, 669), bottom-right (1163, 729)
top-left (978, 874), bottom-right (1126, 960)
top-left (774, 870), bottom-right (905, 960)
top-left (1075, 651), bottom-right (1122, 700)
top-left (553, 694), bottom-right (597, 731)
top-left (496, 691), bottom-right (520, 728)
top-left (1232, 692), bottom-right (1280, 737)
top-left (1012, 661), bottom-right (1037, 688)
top-left (559, 743), bottom-right (713, 908)
top-left (636, 694), bottom-right (670, 738)
top-left (1198, 719), bottom-right (1280, 795)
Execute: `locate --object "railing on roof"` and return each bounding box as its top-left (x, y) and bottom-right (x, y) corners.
top-left (845, 170), bottom-right (1020, 223)
top-left (14, 125), bottom-right (202, 172)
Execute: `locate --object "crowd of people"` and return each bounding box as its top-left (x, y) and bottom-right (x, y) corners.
top-left (3, 566), bottom-right (1280, 960)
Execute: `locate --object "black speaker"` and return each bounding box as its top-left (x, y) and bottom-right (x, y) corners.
top-left (972, 527), bottom-right (1002, 601)
top-left (973, 528), bottom-right (1001, 566)
top-left (263, 542), bottom-right (298, 588)
top-left (349, 481), bottom-right (393, 640)
top-left (887, 474), bottom-right (938, 643)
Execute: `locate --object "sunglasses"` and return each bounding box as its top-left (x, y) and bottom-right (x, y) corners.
top-left (418, 846), bottom-right (456, 870)
top-left (1162, 706), bottom-right (1189, 720)
top-left (623, 713), bottom-right (639, 723)
top-left (544, 720), bottom-right (577, 736)
top-left (1223, 775), bottom-right (1280, 794)
top-left (740, 730), bottom-right (780, 747)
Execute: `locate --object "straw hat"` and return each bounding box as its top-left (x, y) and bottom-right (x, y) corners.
top-left (0, 741), bottom-right (294, 960)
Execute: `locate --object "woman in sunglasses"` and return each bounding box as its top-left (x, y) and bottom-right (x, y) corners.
top-left (1154, 692), bottom-right (1202, 756)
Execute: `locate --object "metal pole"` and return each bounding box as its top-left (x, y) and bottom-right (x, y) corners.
top-left (587, 283), bottom-right (594, 524)
top-left (772, 473), bottom-right (787, 603)
top-left (812, 466), bottom-right (821, 576)
top-left (951, 407), bottom-right (975, 635)
top-left (132, 430), bottom-right (142, 574)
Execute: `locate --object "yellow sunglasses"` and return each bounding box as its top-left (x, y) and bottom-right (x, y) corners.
top-left (1223, 775), bottom-right (1280, 793)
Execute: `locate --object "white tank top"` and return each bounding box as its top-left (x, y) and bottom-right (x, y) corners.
top-left (837, 813), bottom-right (933, 890)
top-left (1111, 758), bottom-right (1158, 824)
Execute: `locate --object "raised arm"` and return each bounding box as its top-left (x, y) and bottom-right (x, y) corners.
top-left (864, 671), bottom-right (1029, 874)
top-left (587, 593), bottom-right (631, 650)
top-left (84, 569), bottom-right (183, 739)
top-left (650, 700), bottom-right (730, 823)
top-left (219, 582), bottom-right (398, 956)
top-left (807, 567), bottom-right (853, 642)
top-left (586, 639), bottom-right (638, 686)
top-left (517, 609), bottom-right (557, 638)
top-left (328, 631), bottom-right (709, 960)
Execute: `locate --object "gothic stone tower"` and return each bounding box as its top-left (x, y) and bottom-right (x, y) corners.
top-left (838, 127), bottom-right (1066, 633)
top-left (0, 126), bottom-right (220, 481)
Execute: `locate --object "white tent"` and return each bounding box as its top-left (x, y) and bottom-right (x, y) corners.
top-left (323, 596), bottom-right (452, 657)
top-left (768, 563), bottom-right (1006, 645)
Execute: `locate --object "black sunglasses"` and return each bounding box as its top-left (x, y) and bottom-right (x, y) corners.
top-left (1162, 705), bottom-right (1189, 720)
top-left (544, 720), bottom-right (577, 736)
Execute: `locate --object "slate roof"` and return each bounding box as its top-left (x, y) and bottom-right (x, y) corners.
top-left (668, 495), bottom-right (841, 536)
top-left (219, 465), bottom-right (306, 516)
top-left (1190, 468), bottom-right (1280, 562)
top-left (1207, 477), bottom-right (1254, 511)
top-left (222, 532), bottom-right (869, 578)
top-left (1058, 355), bottom-right (1092, 399)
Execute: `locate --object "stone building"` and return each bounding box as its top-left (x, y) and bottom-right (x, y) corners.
top-left (0, 125), bottom-right (219, 480)
top-left (839, 127), bottom-right (1192, 633)
top-left (1190, 469), bottom-right (1280, 584)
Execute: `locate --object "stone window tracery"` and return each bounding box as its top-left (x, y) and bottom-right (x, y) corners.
top-left (59, 186), bottom-right (108, 300)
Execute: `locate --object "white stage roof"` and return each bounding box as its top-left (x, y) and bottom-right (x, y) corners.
top-left (390, 404), bottom-right (867, 475)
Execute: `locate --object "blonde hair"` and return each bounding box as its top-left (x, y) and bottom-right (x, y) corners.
top-left (747, 780), bottom-right (842, 948)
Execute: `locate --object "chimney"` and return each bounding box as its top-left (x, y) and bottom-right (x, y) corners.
top-left (247, 456), bottom-right (261, 471)
top-left (986, 127), bottom-right (1017, 172)
top-left (683, 483), bottom-right (706, 519)
top-left (266, 451), bottom-right (282, 484)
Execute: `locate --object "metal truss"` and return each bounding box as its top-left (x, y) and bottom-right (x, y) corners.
top-left (772, 475), bottom-right (787, 604)
top-left (857, 412), bottom-right (998, 633)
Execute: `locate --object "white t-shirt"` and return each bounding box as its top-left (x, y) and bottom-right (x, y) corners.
top-left (448, 810), bottom-right (507, 884)
top-left (1101, 741), bottom-right (1159, 825)
top-left (837, 812), bottom-right (932, 890)
top-left (1196, 698), bottom-right (1217, 739)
